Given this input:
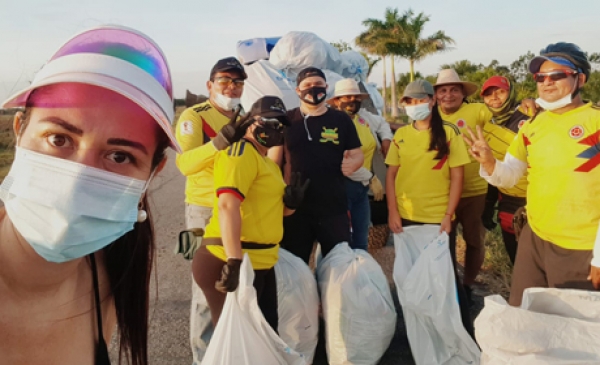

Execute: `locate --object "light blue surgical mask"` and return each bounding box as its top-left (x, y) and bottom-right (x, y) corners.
top-left (0, 147), bottom-right (151, 263)
top-left (404, 102), bottom-right (432, 121)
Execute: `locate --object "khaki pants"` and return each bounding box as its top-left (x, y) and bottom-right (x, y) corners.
top-left (509, 223), bottom-right (595, 306)
top-left (186, 204), bottom-right (214, 365)
top-left (451, 194), bottom-right (486, 286)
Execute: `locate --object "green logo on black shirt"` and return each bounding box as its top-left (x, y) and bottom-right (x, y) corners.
top-left (320, 127), bottom-right (339, 144)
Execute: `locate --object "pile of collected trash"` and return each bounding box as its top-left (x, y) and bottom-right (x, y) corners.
top-left (235, 31), bottom-right (384, 115)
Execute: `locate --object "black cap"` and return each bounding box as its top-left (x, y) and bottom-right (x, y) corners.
top-left (210, 57), bottom-right (247, 80)
top-left (296, 67), bottom-right (326, 85)
top-left (249, 96), bottom-right (289, 125)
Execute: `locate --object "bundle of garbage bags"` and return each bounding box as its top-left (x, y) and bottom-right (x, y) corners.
top-left (235, 31), bottom-right (384, 115)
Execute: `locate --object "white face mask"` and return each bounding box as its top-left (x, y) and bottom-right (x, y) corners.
top-left (535, 94), bottom-right (572, 111)
top-left (212, 92), bottom-right (240, 111)
top-left (404, 103), bottom-right (432, 121)
top-left (0, 147), bottom-right (150, 263)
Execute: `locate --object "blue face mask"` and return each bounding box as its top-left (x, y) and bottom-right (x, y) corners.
top-left (404, 103), bottom-right (432, 121)
top-left (0, 148), bottom-right (151, 263)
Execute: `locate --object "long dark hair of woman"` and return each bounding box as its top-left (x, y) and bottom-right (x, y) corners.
top-left (429, 103), bottom-right (449, 160)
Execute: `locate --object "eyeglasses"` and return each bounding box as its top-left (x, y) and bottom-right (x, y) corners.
top-left (213, 76), bottom-right (245, 89)
top-left (257, 117), bottom-right (285, 130)
top-left (533, 70), bottom-right (578, 83)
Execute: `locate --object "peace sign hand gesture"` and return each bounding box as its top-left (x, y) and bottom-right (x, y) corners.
top-left (213, 107), bottom-right (256, 150)
top-left (462, 125), bottom-right (497, 174)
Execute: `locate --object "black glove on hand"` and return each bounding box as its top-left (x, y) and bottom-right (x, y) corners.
top-left (212, 107), bottom-right (255, 150)
top-left (283, 172), bottom-right (310, 210)
top-left (215, 258), bottom-right (243, 293)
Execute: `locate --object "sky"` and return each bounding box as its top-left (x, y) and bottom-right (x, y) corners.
top-left (0, 0), bottom-right (599, 102)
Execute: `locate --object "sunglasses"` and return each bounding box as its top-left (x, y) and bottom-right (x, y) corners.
top-left (533, 70), bottom-right (578, 83)
top-left (257, 117), bottom-right (285, 130)
top-left (213, 76), bottom-right (245, 89)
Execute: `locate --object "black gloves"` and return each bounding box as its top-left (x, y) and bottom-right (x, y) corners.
top-left (283, 172), bottom-right (310, 210)
top-left (215, 258), bottom-right (243, 293)
top-left (212, 107), bottom-right (255, 150)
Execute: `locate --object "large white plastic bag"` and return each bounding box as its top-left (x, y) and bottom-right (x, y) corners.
top-left (322, 70), bottom-right (345, 101)
top-left (240, 60), bottom-right (300, 112)
top-left (475, 288), bottom-right (600, 364)
top-left (316, 242), bottom-right (396, 365)
top-left (340, 50), bottom-right (369, 83)
top-left (203, 254), bottom-right (307, 365)
top-left (275, 248), bottom-right (320, 363)
top-left (236, 38), bottom-right (270, 65)
top-left (269, 31), bottom-right (346, 75)
top-left (393, 225), bottom-right (480, 365)
top-left (364, 82), bottom-right (384, 115)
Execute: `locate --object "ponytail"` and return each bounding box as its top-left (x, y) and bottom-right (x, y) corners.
top-left (429, 103), bottom-right (449, 160)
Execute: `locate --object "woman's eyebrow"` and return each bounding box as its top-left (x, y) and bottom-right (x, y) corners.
top-left (107, 138), bottom-right (148, 155)
top-left (39, 117), bottom-right (83, 135)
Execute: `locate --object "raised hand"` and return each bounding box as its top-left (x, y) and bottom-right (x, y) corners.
top-left (212, 107), bottom-right (255, 150)
top-left (462, 125), bottom-right (496, 170)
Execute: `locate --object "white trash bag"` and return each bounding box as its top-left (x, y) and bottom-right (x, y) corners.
top-left (317, 242), bottom-right (396, 365)
top-left (275, 248), bottom-right (320, 364)
top-left (322, 69), bottom-right (345, 101)
top-left (240, 60), bottom-right (299, 112)
top-left (269, 31), bottom-right (345, 75)
top-left (364, 82), bottom-right (384, 115)
top-left (393, 225), bottom-right (480, 365)
top-left (476, 288), bottom-right (600, 364)
top-left (340, 50), bottom-right (369, 83)
top-left (203, 254), bottom-right (307, 365)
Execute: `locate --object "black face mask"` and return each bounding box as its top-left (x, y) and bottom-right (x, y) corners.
top-left (253, 125), bottom-right (284, 148)
top-left (300, 87), bottom-right (327, 105)
top-left (338, 100), bottom-right (362, 116)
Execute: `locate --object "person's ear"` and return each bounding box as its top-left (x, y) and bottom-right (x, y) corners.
top-left (13, 111), bottom-right (24, 145)
top-left (296, 87), bottom-right (302, 97)
top-left (154, 157), bottom-right (167, 175)
top-left (578, 73), bottom-right (587, 87)
top-left (206, 80), bottom-right (213, 94)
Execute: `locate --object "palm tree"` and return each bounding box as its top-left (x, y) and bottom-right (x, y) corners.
top-left (356, 18), bottom-right (391, 117)
top-left (388, 9), bottom-right (454, 82)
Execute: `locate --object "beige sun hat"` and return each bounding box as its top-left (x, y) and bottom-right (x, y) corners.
top-left (326, 78), bottom-right (369, 104)
top-left (433, 69), bottom-right (478, 97)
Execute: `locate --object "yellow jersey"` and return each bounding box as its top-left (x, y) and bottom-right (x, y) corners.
top-left (483, 109), bottom-right (529, 198)
top-left (175, 101), bottom-right (230, 207)
top-left (205, 140), bottom-right (285, 269)
top-left (353, 114), bottom-right (377, 169)
top-left (508, 103), bottom-right (600, 250)
top-left (385, 122), bottom-right (470, 223)
top-left (439, 103), bottom-right (493, 197)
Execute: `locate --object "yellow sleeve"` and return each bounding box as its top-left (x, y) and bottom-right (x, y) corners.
top-left (385, 130), bottom-right (401, 166)
top-left (507, 122), bottom-right (529, 163)
top-left (175, 107), bottom-right (219, 176)
top-left (448, 129), bottom-right (470, 168)
top-left (478, 104), bottom-right (493, 127)
top-left (214, 142), bottom-right (258, 200)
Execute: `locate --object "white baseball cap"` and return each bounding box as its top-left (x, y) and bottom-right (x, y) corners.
top-left (2, 25), bottom-right (181, 153)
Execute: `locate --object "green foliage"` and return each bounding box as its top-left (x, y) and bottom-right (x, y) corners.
top-left (330, 40), bottom-right (353, 53)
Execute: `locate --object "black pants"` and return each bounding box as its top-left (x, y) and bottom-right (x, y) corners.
top-left (401, 218), bottom-right (475, 339)
top-left (281, 209), bottom-right (351, 264)
top-left (192, 245), bottom-right (279, 332)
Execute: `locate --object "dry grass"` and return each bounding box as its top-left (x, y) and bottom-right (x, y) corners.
top-left (456, 226), bottom-right (512, 298)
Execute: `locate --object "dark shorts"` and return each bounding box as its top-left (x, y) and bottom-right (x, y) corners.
top-left (509, 223), bottom-right (595, 306)
top-left (280, 210), bottom-right (351, 264)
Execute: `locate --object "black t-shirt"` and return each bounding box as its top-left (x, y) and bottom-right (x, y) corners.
top-left (285, 107), bottom-right (362, 216)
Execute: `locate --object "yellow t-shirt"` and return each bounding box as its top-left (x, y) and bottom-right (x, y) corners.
top-left (204, 140), bottom-right (285, 269)
top-left (175, 101), bottom-right (230, 207)
top-left (508, 103), bottom-right (600, 250)
top-left (353, 114), bottom-right (377, 169)
top-left (385, 122), bottom-right (470, 223)
top-left (483, 122), bottom-right (528, 198)
top-left (439, 103), bottom-right (492, 197)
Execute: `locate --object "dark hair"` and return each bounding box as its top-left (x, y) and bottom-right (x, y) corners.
top-left (18, 107), bottom-right (169, 365)
top-left (429, 103), bottom-right (449, 159)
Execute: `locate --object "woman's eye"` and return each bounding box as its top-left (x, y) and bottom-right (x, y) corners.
top-left (47, 134), bottom-right (71, 147)
top-left (107, 151), bottom-right (133, 164)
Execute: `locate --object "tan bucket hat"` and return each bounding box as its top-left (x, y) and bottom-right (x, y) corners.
top-left (433, 69), bottom-right (478, 97)
top-left (326, 78), bottom-right (369, 104)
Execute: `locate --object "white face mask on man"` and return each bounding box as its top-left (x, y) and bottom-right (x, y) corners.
top-left (212, 92), bottom-right (241, 111)
top-left (535, 76), bottom-right (579, 111)
top-left (0, 147), bottom-right (152, 263)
